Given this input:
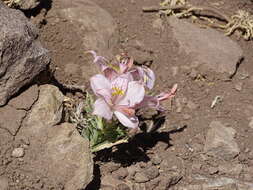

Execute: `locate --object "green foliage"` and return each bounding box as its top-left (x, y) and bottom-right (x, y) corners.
top-left (70, 92), bottom-right (129, 152)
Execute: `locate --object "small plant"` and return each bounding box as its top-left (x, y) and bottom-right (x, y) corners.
top-left (68, 51), bottom-right (177, 152)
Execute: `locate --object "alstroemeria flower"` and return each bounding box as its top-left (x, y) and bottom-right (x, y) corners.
top-left (88, 51), bottom-right (155, 89)
top-left (135, 84), bottom-right (178, 111)
top-left (90, 74), bottom-right (145, 128)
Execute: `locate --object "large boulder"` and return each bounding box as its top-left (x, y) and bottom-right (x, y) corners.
top-left (204, 121), bottom-right (240, 161)
top-left (15, 85), bottom-right (93, 189)
top-left (0, 2), bottom-right (50, 106)
top-left (169, 17), bottom-right (243, 77)
top-left (58, 0), bottom-right (118, 57)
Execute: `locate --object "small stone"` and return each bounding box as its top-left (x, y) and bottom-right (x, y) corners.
top-left (112, 168), bottom-right (128, 180)
top-left (12, 147), bottom-right (25, 158)
top-left (218, 163), bottom-right (243, 176)
top-left (127, 165), bottom-right (139, 178)
top-left (171, 66), bottom-right (179, 77)
top-left (183, 114), bottom-right (191, 120)
top-left (0, 176), bottom-right (8, 190)
top-left (248, 117), bottom-right (253, 129)
top-left (152, 154), bottom-right (162, 165)
top-left (134, 172), bottom-right (149, 183)
top-left (204, 121), bottom-right (240, 161)
top-left (189, 69), bottom-right (198, 79)
top-left (144, 166), bottom-right (159, 180)
top-left (208, 167), bottom-right (219, 175)
top-left (192, 163), bottom-right (202, 173)
top-left (116, 183), bottom-right (131, 190)
top-left (175, 98), bottom-right (183, 113)
top-left (248, 151), bottom-right (253, 160)
top-left (187, 101), bottom-right (199, 110)
top-left (234, 82), bottom-right (243, 91)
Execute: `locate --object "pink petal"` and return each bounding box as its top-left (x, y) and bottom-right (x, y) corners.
top-left (157, 84), bottom-right (178, 101)
top-left (90, 74), bottom-right (111, 100)
top-left (93, 98), bottom-right (113, 120)
top-left (87, 50), bottom-right (109, 71)
top-left (110, 76), bottom-right (129, 103)
top-left (143, 67), bottom-right (155, 89)
top-left (118, 81), bottom-right (145, 107)
top-left (134, 95), bottom-right (159, 110)
top-left (114, 111), bottom-right (139, 128)
top-left (103, 67), bottom-right (118, 80)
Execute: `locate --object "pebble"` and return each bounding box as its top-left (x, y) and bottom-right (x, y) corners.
top-left (208, 167), bottom-right (219, 175)
top-left (248, 117), bottom-right (253, 129)
top-left (134, 172), bottom-right (149, 183)
top-left (12, 147), bottom-right (25, 158)
top-left (234, 82), bottom-right (243, 91)
top-left (152, 154), bottom-right (162, 165)
top-left (116, 183), bottom-right (131, 190)
top-left (187, 101), bottom-right (199, 110)
top-left (143, 166), bottom-right (159, 180)
top-left (112, 168), bottom-right (129, 180)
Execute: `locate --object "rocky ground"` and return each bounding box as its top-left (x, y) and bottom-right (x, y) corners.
top-left (1, 0), bottom-right (253, 190)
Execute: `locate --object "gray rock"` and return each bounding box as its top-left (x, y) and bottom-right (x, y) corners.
top-left (143, 166), bottom-right (159, 180)
top-left (12, 147), bottom-right (25, 158)
top-left (0, 105), bottom-right (26, 135)
top-left (8, 85), bottom-right (39, 110)
top-left (169, 17), bottom-right (243, 77)
top-left (58, 0), bottom-right (118, 57)
top-left (24, 85), bottom-right (64, 136)
top-left (193, 175), bottom-right (253, 190)
top-left (0, 2), bottom-right (50, 106)
top-left (204, 121), bottom-right (240, 160)
top-left (248, 117), bottom-right (253, 129)
top-left (159, 172), bottom-right (183, 189)
top-left (218, 163), bottom-right (243, 176)
top-left (15, 85), bottom-right (93, 189)
top-left (38, 123), bottom-right (93, 190)
top-left (135, 172), bottom-right (150, 183)
top-left (112, 167), bottom-right (129, 180)
top-left (0, 176), bottom-right (8, 190)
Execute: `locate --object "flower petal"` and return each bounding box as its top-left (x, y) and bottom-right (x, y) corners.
top-left (143, 67), bottom-right (155, 89)
top-left (118, 81), bottom-right (145, 107)
top-left (90, 74), bottom-right (112, 104)
top-left (93, 98), bottom-right (113, 120)
top-left (134, 95), bottom-right (159, 110)
top-left (111, 75), bottom-right (129, 103)
top-left (87, 50), bottom-right (109, 71)
top-left (157, 84), bottom-right (178, 101)
top-left (103, 67), bottom-right (118, 80)
top-left (114, 111), bottom-right (139, 128)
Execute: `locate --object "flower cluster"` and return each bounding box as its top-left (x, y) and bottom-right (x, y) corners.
top-left (89, 51), bottom-right (177, 129)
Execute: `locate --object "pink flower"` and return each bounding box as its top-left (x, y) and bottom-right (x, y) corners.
top-left (90, 74), bottom-right (145, 128)
top-left (88, 51), bottom-right (155, 89)
top-left (135, 84), bottom-right (178, 111)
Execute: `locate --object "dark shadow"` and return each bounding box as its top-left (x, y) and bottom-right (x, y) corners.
top-left (84, 164), bottom-right (101, 190)
top-left (229, 57), bottom-right (244, 79)
top-left (84, 125), bottom-right (187, 190)
top-left (23, 0), bottom-right (52, 18)
top-left (93, 124), bottom-right (187, 166)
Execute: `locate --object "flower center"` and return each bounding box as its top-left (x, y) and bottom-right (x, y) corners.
top-left (112, 87), bottom-right (125, 96)
top-left (108, 63), bottom-right (120, 72)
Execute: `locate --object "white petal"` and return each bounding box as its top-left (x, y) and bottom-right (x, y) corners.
top-left (114, 111), bottom-right (139, 128)
top-left (93, 98), bottom-right (113, 120)
top-left (119, 81), bottom-right (145, 107)
top-left (90, 74), bottom-right (111, 97)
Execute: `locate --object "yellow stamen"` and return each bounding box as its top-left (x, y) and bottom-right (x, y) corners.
top-left (108, 63), bottom-right (120, 72)
top-left (112, 87), bottom-right (125, 96)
